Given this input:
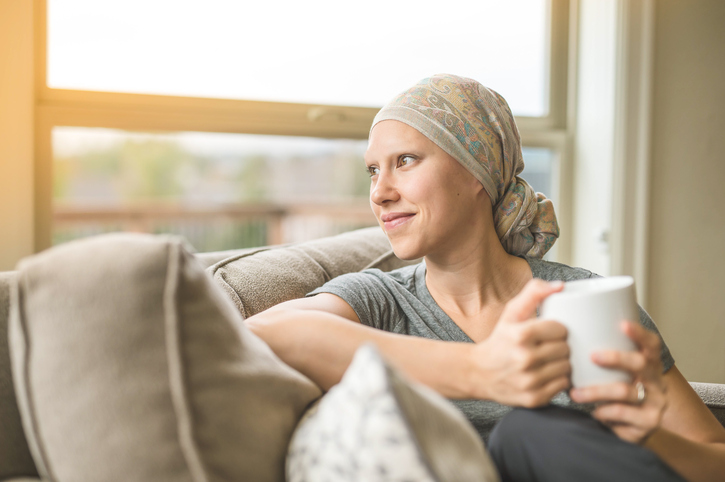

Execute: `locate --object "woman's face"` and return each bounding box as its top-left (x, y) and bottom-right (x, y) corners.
top-left (365, 120), bottom-right (489, 260)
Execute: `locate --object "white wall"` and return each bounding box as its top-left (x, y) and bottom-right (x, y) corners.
top-left (647, 0), bottom-right (725, 383)
top-left (571, 0), bottom-right (725, 383)
top-left (0, 0), bottom-right (35, 271)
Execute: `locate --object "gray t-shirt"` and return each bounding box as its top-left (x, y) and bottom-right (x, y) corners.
top-left (308, 257), bottom-right (675, 442)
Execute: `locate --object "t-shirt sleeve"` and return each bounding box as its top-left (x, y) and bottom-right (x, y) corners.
top-left (306, 270), bottom-right (403, 332)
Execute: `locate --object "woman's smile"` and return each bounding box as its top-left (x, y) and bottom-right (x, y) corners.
top-left (381, 212), bottom-right (415, 231)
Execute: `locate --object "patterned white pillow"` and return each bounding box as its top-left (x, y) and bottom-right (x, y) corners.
top-left (287, 344), bottom-right (500, 482)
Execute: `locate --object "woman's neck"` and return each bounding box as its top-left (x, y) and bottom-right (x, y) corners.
top-left (423, 235), bottom-right (533, 339)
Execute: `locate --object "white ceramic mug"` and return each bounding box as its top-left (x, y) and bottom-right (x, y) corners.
top-left (540, 276), bottom-right (638, 388)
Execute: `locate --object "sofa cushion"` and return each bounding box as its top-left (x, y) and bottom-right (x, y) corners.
top-left (196, 246), bottom-right (277, 269)
top-left (690, 382), bottom-right (725, 427)
top-left (207, 227), bottom-right (417, 319)
top-left (0, 272), bottom-right (38, 480)
top-left (287, 344), bottom-right (500, 482)
top-left (9, 233), bottom-right (321, 482)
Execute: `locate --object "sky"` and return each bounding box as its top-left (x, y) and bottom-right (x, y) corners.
top-left (47, 0), bottom-right (549, 115)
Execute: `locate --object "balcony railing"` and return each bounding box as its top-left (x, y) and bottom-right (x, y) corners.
top-left (53, 202), bottom-right (378, 252)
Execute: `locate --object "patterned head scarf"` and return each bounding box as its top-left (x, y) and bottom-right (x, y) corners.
top-left (370, 74), bottom-right (559, 258)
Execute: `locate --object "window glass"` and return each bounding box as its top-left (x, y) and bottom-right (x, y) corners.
top-left (521, 146), bottom-right (559, 259)
top-left (52, 128), bottom-right (557, 252)
top-left (521, 147), bottom-right (557, 204)
top-left (52, 127), bottom-right (374, 250)
top-left (48, 0), bottom-right (549, 116)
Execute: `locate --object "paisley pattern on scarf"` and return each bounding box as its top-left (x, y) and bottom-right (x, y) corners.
top-left (371, 74), bottom-right (559, 258)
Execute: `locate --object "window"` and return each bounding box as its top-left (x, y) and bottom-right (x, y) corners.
top-left (48, 0), bottom-right (552, 115)
top-left (52, 127), bottom-right (372, 250)
top-left (37, 0), bottom-right (570, 253)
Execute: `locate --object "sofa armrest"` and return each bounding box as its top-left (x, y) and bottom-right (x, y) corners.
top-left (195, 246), bottom-right (277, 269)
top-left (689, 382), bottom-right (725, 428)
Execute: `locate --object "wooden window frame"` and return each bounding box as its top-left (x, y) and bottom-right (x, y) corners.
top-left (34, 0), bottom-right (573, 258)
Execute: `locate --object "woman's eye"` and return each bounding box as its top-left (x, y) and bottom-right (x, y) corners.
top-left (399, 155), bottom-right (414, 167)
top-left (366, 166), bottom-right (380, 177)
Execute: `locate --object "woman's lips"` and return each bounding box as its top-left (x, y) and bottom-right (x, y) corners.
top-left (381, 212), bottom-right (415, 230)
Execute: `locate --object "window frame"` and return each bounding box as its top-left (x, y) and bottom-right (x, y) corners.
top-left (34, 0), bottom-right (573, 259)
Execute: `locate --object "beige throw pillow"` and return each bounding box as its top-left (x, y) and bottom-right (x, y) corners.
top-left (0, 272), bottom-right (38, 480)
top-left (9, 233), bottom-right (321, 482)
top-left (207, 227), bottom-right (417, 318)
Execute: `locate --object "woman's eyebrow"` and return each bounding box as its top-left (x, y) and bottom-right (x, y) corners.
top-left (387, 148), bottom-right (425, 158)
top-left (393, 149), bottom-right (425, 159)
top-left (364, 147), bottom-right (426, 165)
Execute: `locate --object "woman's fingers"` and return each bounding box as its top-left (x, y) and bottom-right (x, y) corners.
top-left (528, 338), bottom-right (570, 367)
top-left (590, 323), bottom-right (663, 382)
top-left (520, 373), bottom-right (572, 408)
top-left (541, 374), bottom-right (573, 401)
top-left (530, 358), bottom-right (571, 388)
top-left (622, 320), bottom-right (661, 358)
top-left (523, 319), bottom-right (568, 344)
top-left (568, 324), bottom-right (667, 445)
top-left (570, 381), bottom-right (640, 404)
top-left (500, 279), bottom-right (564, 324)
top-left (474, 279), bottom-right (572, 407)
top-left (505, 361), bottom-right (571, 408)
top-left (592, 402), bottom-right (662, 429)
top-left (591, 349), bottom-right (648, 373)
top-left (591, 403), bottom-right (652, 441)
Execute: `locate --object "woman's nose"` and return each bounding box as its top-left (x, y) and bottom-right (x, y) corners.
top-left (370, 171), bottom-right (400, 206)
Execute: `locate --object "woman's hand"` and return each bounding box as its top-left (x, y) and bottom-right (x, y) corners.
top-left (569, 321), bottom-right (668, 444)
top-left (469, 279), bottom-right (572, 407)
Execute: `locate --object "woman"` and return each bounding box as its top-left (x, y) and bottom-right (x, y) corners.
top-left (247, 74), bottom-right (725, 481)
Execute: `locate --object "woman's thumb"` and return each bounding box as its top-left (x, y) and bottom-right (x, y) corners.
top-left (500, 279), bottom-right (564, 323)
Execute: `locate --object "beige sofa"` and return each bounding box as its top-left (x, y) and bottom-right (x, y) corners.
top-left (1, 227), bottom-right (723, 482)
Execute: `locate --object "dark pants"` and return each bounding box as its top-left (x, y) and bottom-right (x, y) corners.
top-left (487, 406), bottom-right (686, 482)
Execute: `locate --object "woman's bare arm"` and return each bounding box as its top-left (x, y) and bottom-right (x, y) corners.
top-left (569, 321), bottom-right (725, 481)
top-left (245, 293), bottom-right (478, 397)
top-left (245, 280), bottom-right (572, 407)
top-left (646, 367), bottom-right (725, 482)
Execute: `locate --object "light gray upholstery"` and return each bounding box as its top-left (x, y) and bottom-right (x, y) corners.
top-left (0, 271), bottom-right (38, 480)
top-left (9, 233), bottom-right (321, 482)
top-left (196, 246), bottom-right (279, 269)
top-left (690, 382), bottom-right (725, 426)
top-left (0, 229), bottom-right (724, 481)
top-left (207, 227), bottom-right (417, 319)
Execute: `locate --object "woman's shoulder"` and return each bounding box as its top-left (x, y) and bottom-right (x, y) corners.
top-left (363, 262), bottom-right (421, 278)
top-left (524, 256), bottom-right (600, 282)
top-left (356, 262), bottom-right (422, 288)
top-left (314, 262), bottom-right (422, 292)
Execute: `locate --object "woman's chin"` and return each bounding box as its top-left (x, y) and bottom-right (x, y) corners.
top-left (389, 241), bottom-right (425, 262)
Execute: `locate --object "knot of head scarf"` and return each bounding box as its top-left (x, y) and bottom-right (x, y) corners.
top-left (370, 74), bottom-right (559, 258)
